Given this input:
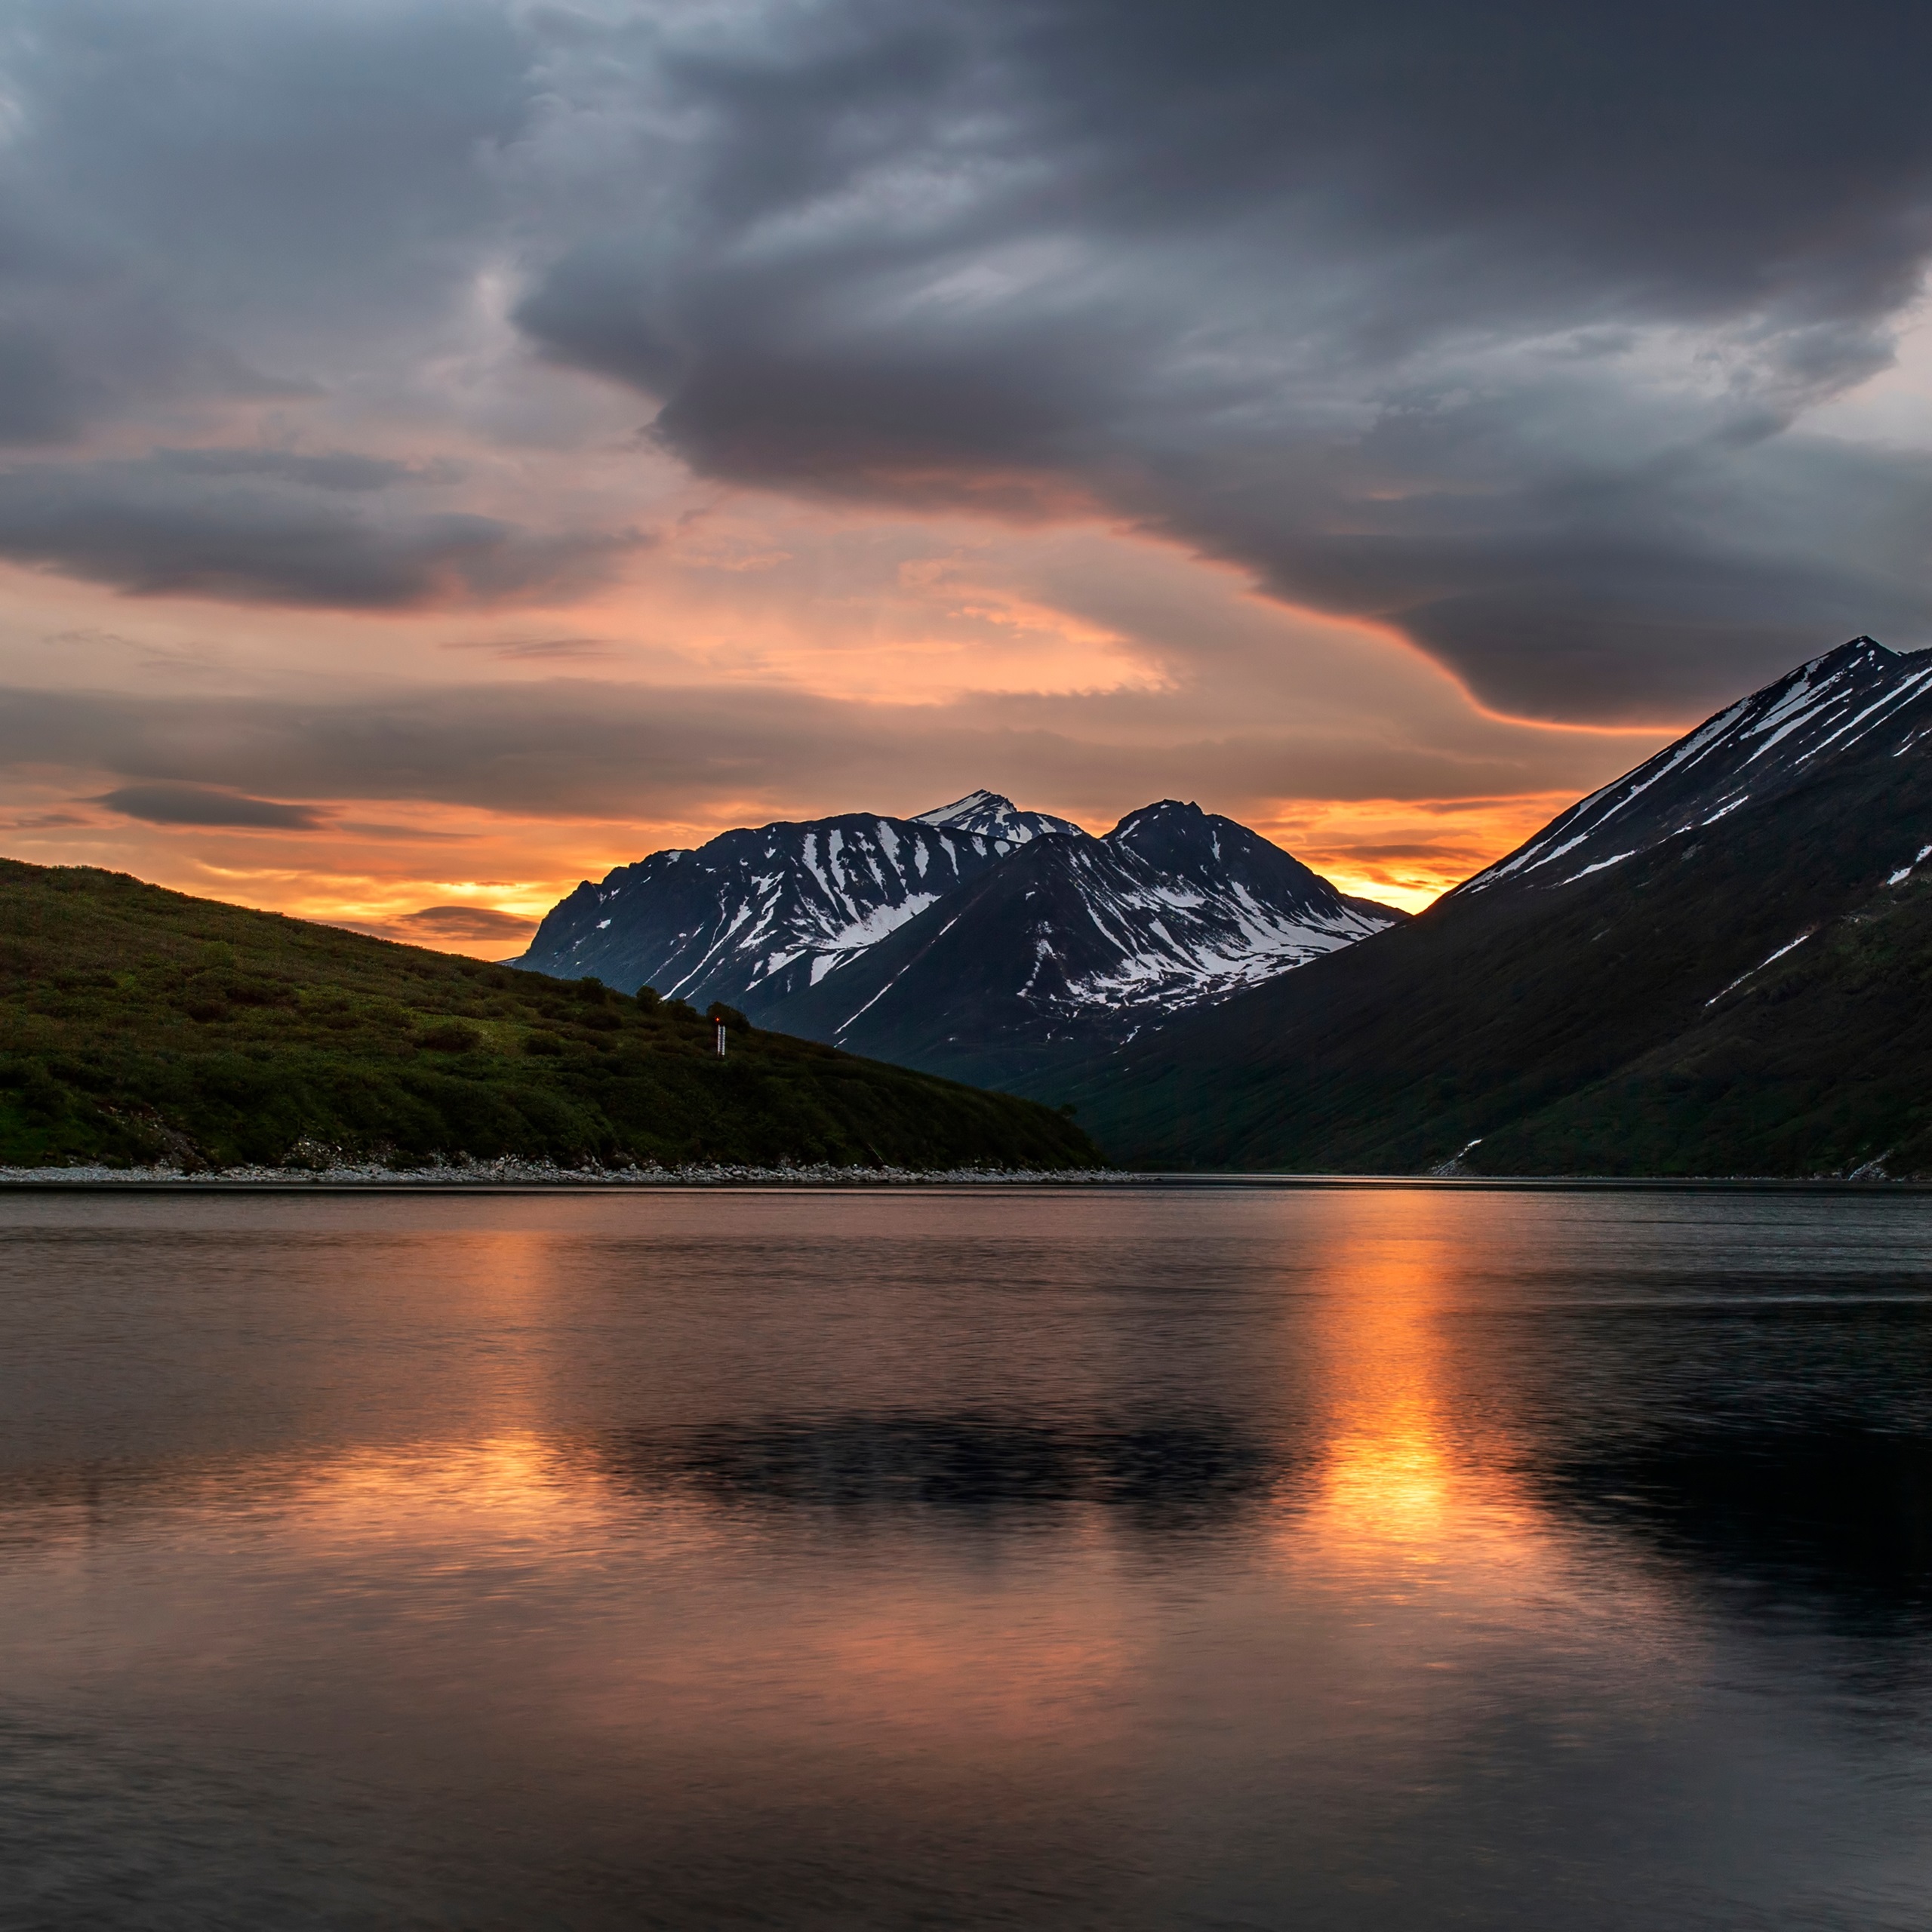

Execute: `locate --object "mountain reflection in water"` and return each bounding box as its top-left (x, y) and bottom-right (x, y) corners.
top-left (1555, 1423), bottom-right (1932, 1622)
top-left (2, 1186), bottom-right (1931, 1930)
top-left (605, 1411), bottom-right (1280, 1529)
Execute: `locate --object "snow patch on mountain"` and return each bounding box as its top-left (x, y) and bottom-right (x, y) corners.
top-left (518, 793), bottom-right (1404, 1084)
top-left (771, 798), bottom-right (1407, 1082)
top-left (515, 811), bottom-right (1014, 1009)
top-left (1706, 928), bottom-right (1817, 1006)
top-left (913, 789), bottom-right (1084, 844)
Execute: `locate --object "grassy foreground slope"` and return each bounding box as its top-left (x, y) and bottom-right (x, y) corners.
top-left (0, 860), bottom-right (1100, 1171)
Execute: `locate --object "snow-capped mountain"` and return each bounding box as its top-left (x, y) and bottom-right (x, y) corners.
top-left (514, 811), bottom-right (1026, 1011)
top-left (913, 789), bottom-right (1084, 844)
top-left (515, 792), bottom-right (1401, 1082)
top-left (1456, 636), bottom-right (1932, 900)
top-left (752, 800), bottom-right (1403, 1088)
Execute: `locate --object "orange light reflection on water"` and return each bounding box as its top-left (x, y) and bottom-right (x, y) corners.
top-left (1283, 1201), bottom-right (1549, 1595)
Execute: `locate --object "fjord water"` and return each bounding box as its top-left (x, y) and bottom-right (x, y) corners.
top-left (3, 1189), bottom-right (1930, 1930)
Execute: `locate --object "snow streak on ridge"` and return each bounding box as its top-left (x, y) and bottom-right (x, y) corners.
top-left (1459, 639), bottom-right (1932, 899)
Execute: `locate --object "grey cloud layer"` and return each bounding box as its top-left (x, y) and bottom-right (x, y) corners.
top-left (6, 2), bottom-right (1932, 712)
top-left (0, 0), bottom-right (528, 428)
top-left (0, 451), bottom-right (635, 607)
top-left (386, 905), bottom-right (537, 942)
top-left (0, 1), bottom-right (573, 605)
top-left (515, 0), bottom-right (1932, 716)
top-left (6, 678), bottom-right (1625, 828)
top-left (97, 783), bottom-right (325, 829)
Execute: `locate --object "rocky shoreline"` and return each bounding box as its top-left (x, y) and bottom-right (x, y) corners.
top-left (0, 1157), bottom-right (1131, 1186)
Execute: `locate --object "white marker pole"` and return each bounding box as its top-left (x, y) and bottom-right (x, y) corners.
top-left (715, 1020), bottom-right (728, 1058)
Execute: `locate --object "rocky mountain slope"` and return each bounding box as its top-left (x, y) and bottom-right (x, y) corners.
top-left (758, 800), bottom-right (1399, 1089)
top-left (517, 793), bottom-right (1400, 1084)
top-left (1452, 635), bottom-right (1932, 904)
top-left (515, 811), bottom-right (1020, 1011)
top-left (1053, 638), bottom-right (1932, 1176)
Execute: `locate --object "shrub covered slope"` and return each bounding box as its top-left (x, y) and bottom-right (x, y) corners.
top-left (0, 860), bottom-right (1100, 1171)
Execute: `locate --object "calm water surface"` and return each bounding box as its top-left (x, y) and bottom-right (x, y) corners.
top-left (2, 1186), bottom-right (1930, 1930)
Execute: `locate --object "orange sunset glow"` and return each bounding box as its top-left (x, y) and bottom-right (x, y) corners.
top-left (0, 497), bottom-right (1673, 947)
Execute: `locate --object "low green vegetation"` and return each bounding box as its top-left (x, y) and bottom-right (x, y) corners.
top-left (0, 859), bottom-right (1101, 1171)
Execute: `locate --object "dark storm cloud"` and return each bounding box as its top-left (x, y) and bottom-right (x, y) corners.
top-left (384, 905), bottom-right (537, 943)
top-left (0, 321), bottom-right (90, 444)
top-left (1136, 430), bottom-right (1932, 716)
top-left (514, 0), bottom-right (1932, 718)
top-left (97, 783), bottom-right (326, 829)
top-left (0, 451), bottom-right (637, 608)
top-left (7, 1), bottom-right (1932, 715)
top-left (0, 0), bottom-right (528, 429)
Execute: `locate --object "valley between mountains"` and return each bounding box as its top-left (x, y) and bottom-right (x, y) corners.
top-left (520, 636), bottom-right (1932, 1178)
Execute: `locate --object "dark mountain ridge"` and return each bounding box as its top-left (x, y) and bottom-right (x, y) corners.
top-left (516, 811), bottom-right (1016, 1011)
top-left (518, 792), bottom-right (1402, 1087)
top-left (1054, 638), bottom-right (1932, 1176)
top-left (1451, 635), bottom-right (1932, 906)
top-left (761, 799), bottom-right (1399, 1090)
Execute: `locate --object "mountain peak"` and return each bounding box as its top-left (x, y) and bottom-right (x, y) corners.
top-left (912, 790), bottom-right (1084, 844)
top-left (1460, 635), bottom-right (1932, 901)
top-left (1071, 636), bottom-right (1932, 1179)
top-left (1109, 799), bottom-right (1218, 857)
top-left (763, 795), bottom-right (1400, 1088)
top-left (1803, 635), bottom-right (1892, 675)
top-left (1109, 798), bottom-right (1202, 833)
top-left (915, 788), bottom-right (1011, 825)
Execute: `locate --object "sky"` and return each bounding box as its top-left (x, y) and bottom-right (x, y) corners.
top-left (5, 0), bottom-right (1932, 948)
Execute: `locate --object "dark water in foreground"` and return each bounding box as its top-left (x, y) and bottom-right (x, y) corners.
top-left (3, 1187), bottom-right (1931, 1931)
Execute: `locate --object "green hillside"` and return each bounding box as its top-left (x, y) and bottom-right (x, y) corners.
top-left (0, 859), bottom-right (1100, 1172)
